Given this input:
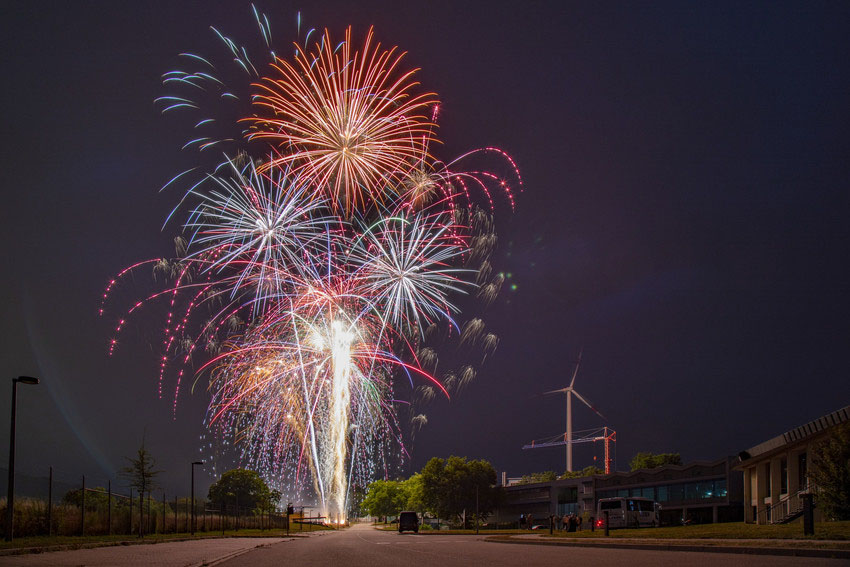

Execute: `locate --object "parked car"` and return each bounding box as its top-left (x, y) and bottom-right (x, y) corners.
top-left (398, 511), bottom-right (419, 533)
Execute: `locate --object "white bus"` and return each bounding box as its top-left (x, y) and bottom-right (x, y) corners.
top-left (596, 497), bottom-right (659, 529)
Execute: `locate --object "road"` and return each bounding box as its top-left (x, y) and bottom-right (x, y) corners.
top-left (220, 523), bottom-right (845, 567)
top-left (0, 525), bottom-right (844, 566)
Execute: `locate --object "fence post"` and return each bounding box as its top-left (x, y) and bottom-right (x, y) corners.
top-left (81, 475), bottom-right (86, 536)
top-left (138, 490), bottom-right (143, 538)
top-left (107, 480), bottom-right (112, 536)
top-left (47, 466), bottom-right (53, 537)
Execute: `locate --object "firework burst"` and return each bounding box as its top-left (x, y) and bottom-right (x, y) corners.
top-left (102, 10), bottom-right (518, 524)
top-left (249, 26), bottom-right (439, 214)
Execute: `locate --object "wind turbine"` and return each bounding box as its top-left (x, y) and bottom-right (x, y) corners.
top-left (542, 349), bottom-right (606, 472)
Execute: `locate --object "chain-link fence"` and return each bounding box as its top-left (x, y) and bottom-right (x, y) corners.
top-left (1, 468), bottom-right (298, 539)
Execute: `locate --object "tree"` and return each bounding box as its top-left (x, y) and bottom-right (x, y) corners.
top-left (516, 471), bottom-right (557, 485)
top-left (560, 465), bottom-right (604, 479)
top-left (629, 452), bottom-right (682, 471)
top-left (207, 469), bottom-right (272, 513)
top-left (403, 473), bottom-right (425, 512)
top-left (809, 422), bottom-right (850, 520)
top-left (120, 440), bottom-right (161, 537)
top-left (419, 456), bottom-right (501, 526)
top-left (361, 479), bottom-right (409, 520)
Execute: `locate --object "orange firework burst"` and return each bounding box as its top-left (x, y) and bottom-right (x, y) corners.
top-left (248, 26), bottom-right (439, 215)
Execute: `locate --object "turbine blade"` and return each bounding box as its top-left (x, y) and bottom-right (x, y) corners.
top-left (572, 389), bottom-right (605, 420)
top-left (569, 347), bottom-right (583, 388)
top-left (542, 388), bottom-right (569, 395)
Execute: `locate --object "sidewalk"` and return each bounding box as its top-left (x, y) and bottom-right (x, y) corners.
top-left (486, 533), bottom-right (850, 559)
top-left (0, 536), bottom-right (290, 567)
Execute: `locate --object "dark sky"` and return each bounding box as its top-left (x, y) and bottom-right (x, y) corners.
top-left (2, 1), bottom-right (849, 498)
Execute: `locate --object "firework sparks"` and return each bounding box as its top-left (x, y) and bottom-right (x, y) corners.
top-left (249, 26), bottom-right (438, 214)
top-left (102, 11), bottom-right (518, 524)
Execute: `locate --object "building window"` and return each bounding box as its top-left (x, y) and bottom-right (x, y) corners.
top-left (780, 458), bottom-right (788, 494)
top-left (668, 484), bottom-right (685, 502)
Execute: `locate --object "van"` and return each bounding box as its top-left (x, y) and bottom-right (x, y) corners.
top-left (398, 511), bottom-right (419, 533)
top-left (596, 497), bottom-right (658, 529)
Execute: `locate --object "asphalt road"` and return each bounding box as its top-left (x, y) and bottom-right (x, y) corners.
top-left (220, 524), bottom-right (846, 567)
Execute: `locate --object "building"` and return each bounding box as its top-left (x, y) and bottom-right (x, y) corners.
top-left (735, 404), bottom-right (849, 524)
top-left (496, 457), bottom-right (743, 526)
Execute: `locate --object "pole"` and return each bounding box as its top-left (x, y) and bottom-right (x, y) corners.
top-left (5, 380), bottom-right (17, 542)
top-left (107, 480), bottom-right (112, 535)
top-left (475, 484), bottom-right (480, 534)
top-left (81, 475), bottom-right (86, 536)
top-left (566, 391), bottom-right (573, 472)
top-left (604, 510), bottom-right (609, 537)
top-left (5, 377), bottom-right (38, 542)
top-left (141, 492), bottom-right (144, 536)
top-left (191, 463), bottom-right (195, 535)
top-left (802, 493), bottom-right (814, 536)
top-left (162, 493), bottom-right (166, 534)
top-left (47, 466), bottom-right (53, 537)
top-left (129, 488), bottom-right (133, 535)
top-left (174, 496), bottom-right (178, 533)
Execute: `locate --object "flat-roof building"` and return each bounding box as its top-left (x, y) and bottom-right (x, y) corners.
top-left (496, 457), bottom-right (742, 526)
top-left (735, 404), bottom-right (849, 524)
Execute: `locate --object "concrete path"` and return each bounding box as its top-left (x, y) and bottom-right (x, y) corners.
top-left (0, 537), bottom-right (288, 567)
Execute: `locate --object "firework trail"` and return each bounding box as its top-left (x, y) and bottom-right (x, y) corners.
top-left (102, 9), bottom-right (519, 523)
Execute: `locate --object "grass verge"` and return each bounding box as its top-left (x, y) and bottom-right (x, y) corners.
top-left (543, 521), bottom-right (850, 541)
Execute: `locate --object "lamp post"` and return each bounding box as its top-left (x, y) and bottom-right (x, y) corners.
top-left (191, 461), bottom-right (204, 535)
top-left (6, 376), bottom-right (39, 542)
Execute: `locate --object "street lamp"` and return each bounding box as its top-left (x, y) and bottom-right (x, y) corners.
top-left (6, 376), bottom-right (39, 542)
top-left (191, 460), bottom-right (204, 535)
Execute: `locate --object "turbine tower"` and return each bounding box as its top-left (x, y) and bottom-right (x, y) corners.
top-left (543, 349), bottom-right (605, 472)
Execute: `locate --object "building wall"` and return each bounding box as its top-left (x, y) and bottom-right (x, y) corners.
top-left (738, 440), bottom-right (818, 524)
top-left (736, 404), bottom-right (848, 524)
top-left (496, 458), bottom-right (743, 526)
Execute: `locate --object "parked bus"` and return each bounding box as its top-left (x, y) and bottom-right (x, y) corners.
top-left (596, 497), bottom-right (659, 529)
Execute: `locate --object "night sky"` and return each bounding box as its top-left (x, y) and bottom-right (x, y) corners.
top-left (3, 1), bottom-right (849, 497)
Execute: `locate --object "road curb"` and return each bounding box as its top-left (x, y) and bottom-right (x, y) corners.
top-left (483, 535), bottom-right (850, 559)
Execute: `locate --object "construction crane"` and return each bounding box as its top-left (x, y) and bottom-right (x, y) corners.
top-left (523, 426), bottom-right (617, 474)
